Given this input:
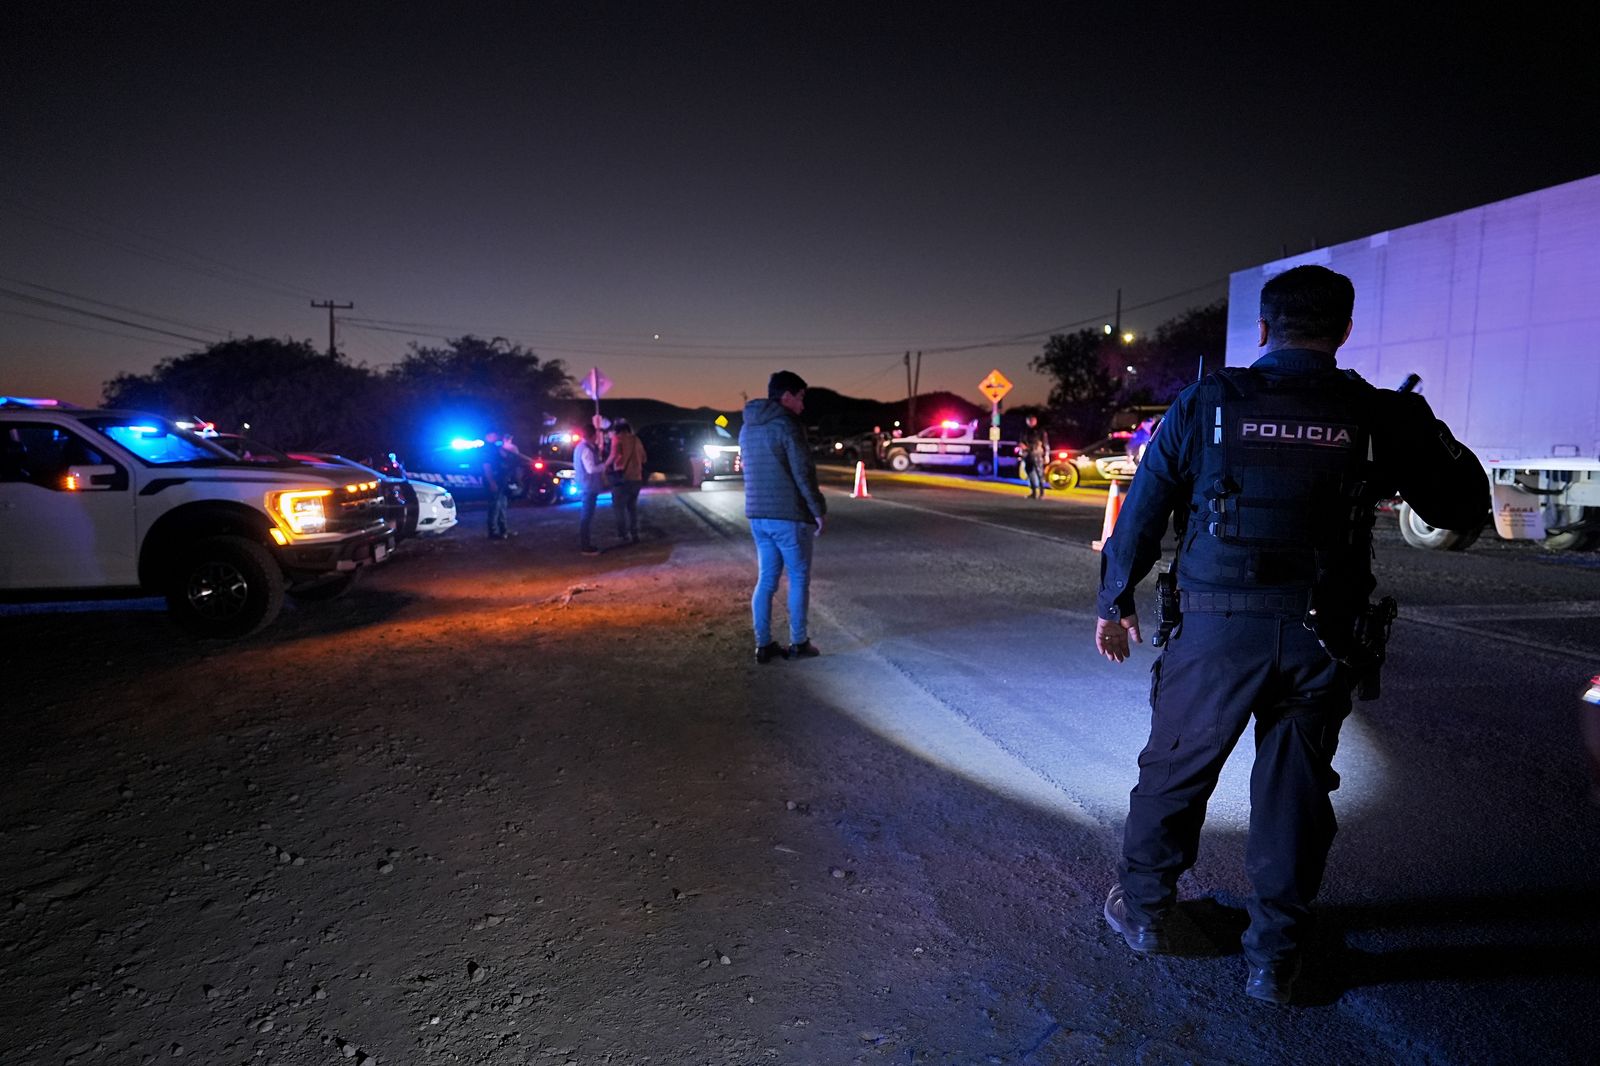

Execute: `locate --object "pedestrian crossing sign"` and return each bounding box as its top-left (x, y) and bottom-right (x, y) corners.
top-left (979, 370), bottom-right (1013, 404)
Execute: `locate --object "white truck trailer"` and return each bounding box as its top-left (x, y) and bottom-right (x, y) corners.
top-left (1226, 172), bottom-right (1600, 550)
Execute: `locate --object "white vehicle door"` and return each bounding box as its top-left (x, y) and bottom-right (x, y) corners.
top-left (940, 426), bottom-right (976, 466)
top-left (0, 421), bottom-right (138, 588)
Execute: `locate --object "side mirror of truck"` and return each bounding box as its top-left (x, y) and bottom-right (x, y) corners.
top-left (64, 463), bottom-right (125, 492)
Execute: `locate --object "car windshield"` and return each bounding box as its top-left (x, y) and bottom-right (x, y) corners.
top-left (83, 416), bottom-right (238, 466)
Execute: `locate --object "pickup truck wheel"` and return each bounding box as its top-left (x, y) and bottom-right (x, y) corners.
top-left (288, 571), bottom-right (361, 601)
top-left (1397, 501), bottom-right (1481, 551)
top-left (1045, 462), bottom-right (1080, 491)
top-left (166, 535), bottom-right (285, 637)
top-left (886, 449), bottom-right (912, 472)
top-left (975, 459), bottom-right (994, 477)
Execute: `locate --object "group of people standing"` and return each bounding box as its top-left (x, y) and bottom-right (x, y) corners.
top-left (571, 418), bottom-right (646, 555)
top-left (481, 419), bottom-right (648, 554)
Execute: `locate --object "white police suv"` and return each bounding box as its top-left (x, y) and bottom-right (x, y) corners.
top-left (1, 400), bottom-right (396, 637)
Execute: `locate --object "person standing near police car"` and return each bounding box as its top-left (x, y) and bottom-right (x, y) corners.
top-left (1095, 265), bottom-right (1488, 1004)
top-left (1019, 415), bottom-right (1049, 498)
top-left (482, 430), bottom-right (515, 539)
top-left (572, 422), bottom-right (606, 556)
top-left (740, 370), bottom-right (827, 664)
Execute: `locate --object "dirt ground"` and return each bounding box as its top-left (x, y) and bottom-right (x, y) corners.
top-left (3, 489), bottom-right (1151, 1065)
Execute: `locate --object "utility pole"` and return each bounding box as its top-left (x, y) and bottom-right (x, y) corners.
top-left (913, 350), bottom-right (922, 413)
top-left (904, 351), bottom-right (913, 430)
top-left (311, 300), bottom-right (353, 358)
top-left (1113, 288), bottom-right (1122, 337)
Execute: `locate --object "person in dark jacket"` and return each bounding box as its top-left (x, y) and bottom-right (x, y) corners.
top-left (1095, 265), bottom-right (1489, 1004)
top-left (482, 431), bottom-right (514, 539)
top-left (1019, 416), bottom-right (1050, 498)
top-left (739, 370), bottom-right (828, 663)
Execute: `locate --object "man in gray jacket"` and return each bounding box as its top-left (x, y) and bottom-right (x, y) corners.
top-left (739, 370), bottom-right (827, 663)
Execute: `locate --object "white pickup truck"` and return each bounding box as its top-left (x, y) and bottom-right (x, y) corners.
top-left (1, 400), bottom-right (397, 636)
top-left (880, 420), bottom-right (1018, 477)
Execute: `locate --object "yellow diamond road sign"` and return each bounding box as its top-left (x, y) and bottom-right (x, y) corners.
top-left (979, 369), bottom-right (1013, 404)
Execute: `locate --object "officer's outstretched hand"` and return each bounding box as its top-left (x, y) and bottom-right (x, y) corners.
top-left (1095, 614), bottom-right (1142, 663)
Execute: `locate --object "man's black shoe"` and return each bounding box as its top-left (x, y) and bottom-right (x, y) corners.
top-left (1103, 885), bottom-right (1168, 954)
top-left (1244, 957), bottom-right (1302, 1005)
top-left (785, 640), bottom-right (820, 660)
top-left (755, 642), bottom-right (784, 664)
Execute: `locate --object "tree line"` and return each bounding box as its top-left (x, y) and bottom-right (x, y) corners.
top-left (103, 335), bottom-right (573, 460)
top-left (100, 299), bottom-right (1224, 457)
top-left (1029, 299), bottom-right (1226, 440)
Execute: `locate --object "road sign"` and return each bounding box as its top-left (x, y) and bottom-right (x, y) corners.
top-left (979, 369), bottom-right (1012, 404)
top-left (582, 367), bottom-right (613, 400)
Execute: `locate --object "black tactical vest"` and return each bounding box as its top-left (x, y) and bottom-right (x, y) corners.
top-left (1179, 366), bottom-right (1379, 593)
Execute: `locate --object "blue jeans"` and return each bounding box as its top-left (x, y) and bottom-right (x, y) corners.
top-left (487, 488), bottom-right (509, 536)
top-left (749, 518), bottom-right (814, 646)
top-left (611, 480), bottom-right (642, 538)
top-left (1025, 456), bottom-right (1047, 494)
top-left (579, 490), bottom-right (601, 549)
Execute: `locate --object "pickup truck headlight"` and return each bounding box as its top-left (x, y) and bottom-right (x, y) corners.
top-left (269, 489), bottom-right (331, 535)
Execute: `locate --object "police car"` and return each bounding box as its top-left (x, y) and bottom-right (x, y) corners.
top-left (0, 398), bottom-right (395, 636)
top-left (1046, 433), bottom-right (1140, 489)
top-left (880, 420), bottom-right (1018, 476)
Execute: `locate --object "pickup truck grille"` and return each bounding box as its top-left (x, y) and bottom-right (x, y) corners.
top-left (329, 481), bottom-right (393, 533)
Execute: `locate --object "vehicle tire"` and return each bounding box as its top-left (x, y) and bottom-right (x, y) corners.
top-left (1542, 529), bottom-right (1600, 551)
top-left (1045, 461), bottom-right (1080, 491)
top-left (1396, 500), bottom-right (1481, 551)
top-left (288, 571), bottom-right (361, 601)
top-left (886, 449), bottom-right (912, 472)
top-left (975, 459), bottom-right (994, 477)
top-left (166, 535), bottom-right (285, 638)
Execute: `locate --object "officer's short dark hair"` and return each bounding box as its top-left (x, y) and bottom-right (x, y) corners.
top-left (768, 370), bottom-right (808, 400)
top-left (1260, 265), bottom-right (1355, 346)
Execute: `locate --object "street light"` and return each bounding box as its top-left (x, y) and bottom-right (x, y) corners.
top-left (1121, 331), bottom-right (1136, 344)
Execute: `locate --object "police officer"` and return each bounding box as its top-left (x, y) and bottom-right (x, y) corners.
top-left (482, 430), bottom-right (514, 540)
top-left (1095, 265), bottom-right (1488, 1004)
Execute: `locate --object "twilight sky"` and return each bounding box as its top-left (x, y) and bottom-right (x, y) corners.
top-left (3, 2), bottom-right (1596, 412)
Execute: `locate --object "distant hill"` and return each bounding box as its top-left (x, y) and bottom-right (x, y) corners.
top-left (553, 388), bottom-right (996, 437)
top-left (549, 396), bottom-right (740, 430)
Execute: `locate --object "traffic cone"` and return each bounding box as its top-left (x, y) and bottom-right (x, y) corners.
top-left (1091, 480), bottom-right (1123, 551)
top-left (851, 460), bottom-right (872, 499)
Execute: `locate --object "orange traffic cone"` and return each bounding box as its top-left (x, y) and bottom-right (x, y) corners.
top-left (851, 460), bottom-right (873, 499)
top-left (1091, 480), bottom-right (1123, 551)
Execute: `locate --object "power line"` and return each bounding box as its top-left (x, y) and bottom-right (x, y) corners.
top-left (0, 307), bottom-right (195, 350)
top-left (0, 286), bottom-right (213, 345)
top-left (0, 274), bottom-right (232, 338)
top-left (344, 276), bottom-right (1232, 364)
top-left (0, 184), bottom-right (323, 302)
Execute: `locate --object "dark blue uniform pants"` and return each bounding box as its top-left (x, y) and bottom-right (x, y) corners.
top-left (1119, 611), bottom-right (1351, 964)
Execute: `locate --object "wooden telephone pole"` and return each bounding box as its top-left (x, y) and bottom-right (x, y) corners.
top-left (311, 300), bottom-right (353, 357)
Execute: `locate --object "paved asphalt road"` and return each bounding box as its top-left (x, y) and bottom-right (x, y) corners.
top-left (688, 466), bottom-right (1600, 1063)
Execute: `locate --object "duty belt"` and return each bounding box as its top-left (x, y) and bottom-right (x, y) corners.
top-left (1180, 589), bottom-right (1311, 614)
